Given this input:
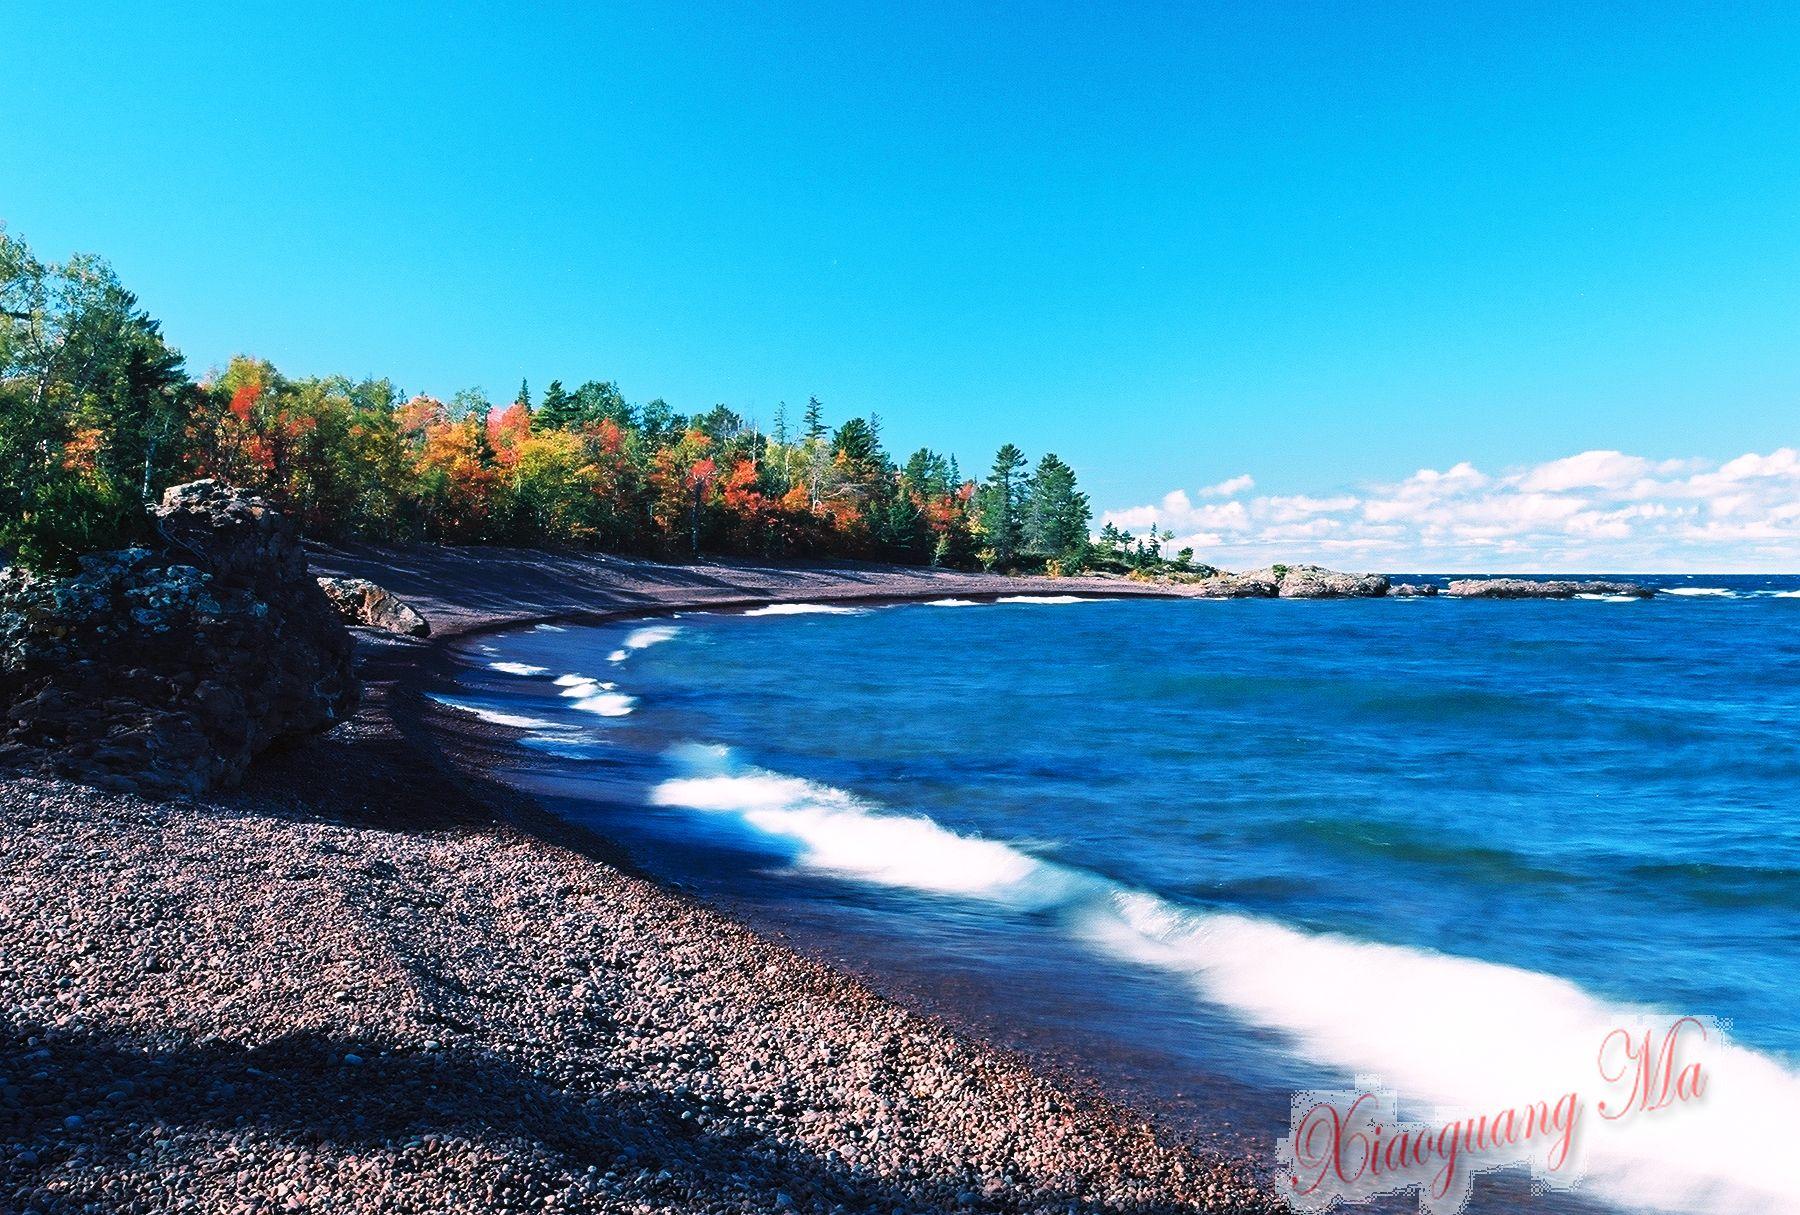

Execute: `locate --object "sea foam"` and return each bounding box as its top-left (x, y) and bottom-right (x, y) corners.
top-left (741, 603), bottom-right (868, 617)
top-left (623, 624), bottom-right (680, 650)
top-left (996, 594), bottom-right (1098, 605)
top-left (650, 746), bottom-right (1063, 899)
top-left (489, 661), bottom-right (549, 676)
top-left (426, 695), bottom-right (561, 732)
top-left (646, 745), bottom-right (1800, 1215)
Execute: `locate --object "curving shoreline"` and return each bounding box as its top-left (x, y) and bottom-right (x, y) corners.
top-left (1, 544), bottom-right (1281, 1215)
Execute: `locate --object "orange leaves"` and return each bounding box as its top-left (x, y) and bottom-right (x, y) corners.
top-left (228, 381), bottom-right (261, 423)
top-left (487, 401), bottom-right (531, 468)
top-left (61, 426), bottom-right (106, 475)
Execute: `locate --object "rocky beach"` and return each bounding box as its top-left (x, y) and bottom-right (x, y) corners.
top-left (0, 528), bottom-right (1282, 1215)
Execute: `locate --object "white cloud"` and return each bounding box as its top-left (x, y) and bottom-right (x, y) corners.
top-left (1198, 474), bottom-right (1254, 497)
top-left (1517, 450), bottom-right (1652, 492)
top-left (1100, 448), bottom-right (1800, 572)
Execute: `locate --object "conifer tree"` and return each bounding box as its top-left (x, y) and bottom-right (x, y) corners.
top-left (977, 443), bottom-right (1028, 568)
top-left (1024, 452), bottom-right (1091, 567)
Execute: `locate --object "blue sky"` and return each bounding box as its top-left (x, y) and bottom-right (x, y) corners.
top-left (4, 3), bottom-right (1798, 568)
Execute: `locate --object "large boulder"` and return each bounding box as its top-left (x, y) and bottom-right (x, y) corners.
top-left (1185, 564), bottom-right (1388, 598)
top-left (1273, 564), bottom-right (1390, 599)
top-left (0, 481), bottom-right (359, 795)
top-left (1390, 582), bottom-right (1439, 597)
top-left (1187, 569), bottom-right (1282, 598)
top-left (1445, 578), bottom-right (1655, 599)
top-left (317, 576), bottom-right (430, 637)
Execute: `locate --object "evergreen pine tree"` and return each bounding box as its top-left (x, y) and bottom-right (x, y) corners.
top-left (537, 379), bottom-right (575, 428)
top-left (977, 444), bottom-right (1028, 568)
top-left (1024, 452), bottom-right (1091, 567)
top-left (803, 396), bottom-right (826, 441)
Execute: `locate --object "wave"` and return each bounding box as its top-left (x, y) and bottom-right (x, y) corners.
top-left (1664, 587), bottom-right (1735, 597)
top-left (925, 598), bottom-right (981, 607)
top-left (996, 594), bottom-right (1100, 605)
top-left (533, 622), bottom-right (569, 631)
top-left (741, 603), bottom-right (869, 617)
top-left (650, 745), bottom-right (1067, 899)
top-left (571, 692), bottom-right (635, 717)
top-left (427, 695), bottom-right (562, 732)
top-left (488, 661), bottom-right (549, 676)
top-left (608, 624), bottom-right (681, 663)
top-left (648, 745), bottom-right (1800, 1215)
top-left (1770, 590), bottom-right (1800, 599)
top-left (552, 674), bottom-right (634, 717)
top-left (1575, 593), bottom-right (1640, 603)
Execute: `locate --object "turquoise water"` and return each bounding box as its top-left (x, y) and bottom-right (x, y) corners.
top-left (454, 576), bottom-right (1800, 1214)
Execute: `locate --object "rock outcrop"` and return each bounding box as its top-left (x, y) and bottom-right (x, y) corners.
top-left (0, 481), bottom-right (359, 795)
top-left (1272, 564), bottom-right (1390, 599)
top-left (1445, 578), bottom-right (1655, 599)
top-left (1390, 582), bottom-right (1439, 597)
top-left (317, 576), bottom-right (430, 637)
top-left (1187, 564), bottom-right (1389, 598)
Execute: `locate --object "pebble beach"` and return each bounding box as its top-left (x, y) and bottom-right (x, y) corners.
top-left (0, 545), bottom-right (1277, 1214)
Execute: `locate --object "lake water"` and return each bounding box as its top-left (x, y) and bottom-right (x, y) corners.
top-left (449, 575), bottom-right (1800, 1215)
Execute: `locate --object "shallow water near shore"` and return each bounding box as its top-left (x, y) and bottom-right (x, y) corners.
top-left (451, 574), bottom-right (1800, 1215)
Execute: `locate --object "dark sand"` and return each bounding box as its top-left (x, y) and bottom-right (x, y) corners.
top-left (0, 545), bottom-right (1279, 1214)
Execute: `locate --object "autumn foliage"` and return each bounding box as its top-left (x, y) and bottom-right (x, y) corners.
top-left (3, 227), bottom-right (1090, 572)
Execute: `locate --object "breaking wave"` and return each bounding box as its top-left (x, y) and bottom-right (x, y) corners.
top-left (741, 603), bottom-right (869, 617)
top-left (647, 744), bottom-right (1800, 1215)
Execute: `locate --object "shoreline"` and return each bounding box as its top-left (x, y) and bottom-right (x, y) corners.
top-left (1, 545), bottom-right (1281, 1214)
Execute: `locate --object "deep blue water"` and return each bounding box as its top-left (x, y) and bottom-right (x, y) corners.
top-left (450, 575), bottom-right (1800, 1215)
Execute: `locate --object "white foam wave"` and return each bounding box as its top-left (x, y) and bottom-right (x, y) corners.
top-left (608, 624), bottom-right (681, 663)
top-left (650, 747), bottom-right (1067, 899)
top-left (607, 649), bottom-right (628, 662)
top-left (427, 695), bottom-right (561, 732)
top-left (488, 661), bottom-right (549, 676)
top-left (1664, 587), bottom-right (1734, 597)
top-left (556, 676), bottom-right (617, 697)
top-left (1575, 594), bottom-right (1640, 603)
top-left (571, 691), bottom-right (635, 717)
top-left (645, 746), bottom-right (1800, 1214)
top-left (996, 594), bottom-right (1098, 605)
top-left (924, 598), bottom-right (981, 607)
top-left (741, 602), bottom-right (868, 617)
top-left (1081, 895), bottom-right (1800, 1214)
top-left (533, 623), bottom-right (569, 631)
top-left (1769, 590), bottom-right (1800, 598)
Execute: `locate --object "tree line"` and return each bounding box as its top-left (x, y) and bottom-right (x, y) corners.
top-left (1, 227), bottom-right (1100, 574)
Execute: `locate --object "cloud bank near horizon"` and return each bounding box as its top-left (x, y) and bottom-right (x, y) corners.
top-left (1100, 448), bottom-right (1800, 573)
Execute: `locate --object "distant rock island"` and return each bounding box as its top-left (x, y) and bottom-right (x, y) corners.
top-left (1137, 565), bottom-right (1658, 599)
top-left (1443, 578), bottom-right (1656, 599)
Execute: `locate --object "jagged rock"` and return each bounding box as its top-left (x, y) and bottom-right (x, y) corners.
top-left (1445, 578), bottom-right (1655, 599)
top-left (1391, 582), bottom-right (1438, 597)
top-left (0, 480), bottom-right (358, 795)
top-left (317, 577), bottom-right (430, 637)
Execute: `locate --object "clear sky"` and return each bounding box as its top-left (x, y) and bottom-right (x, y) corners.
top-left (4, 2), bottom-right (1797, 569)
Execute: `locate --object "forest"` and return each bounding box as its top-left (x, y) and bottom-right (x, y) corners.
top-left (1, 228), bottom-right (1127, 575)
